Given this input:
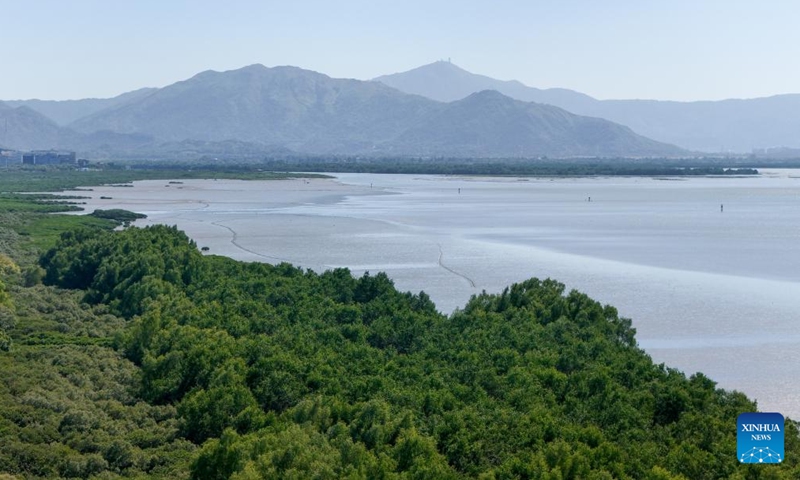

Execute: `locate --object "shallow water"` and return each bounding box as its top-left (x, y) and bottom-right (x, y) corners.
top-left (66, 171), bottom-right (800, 417)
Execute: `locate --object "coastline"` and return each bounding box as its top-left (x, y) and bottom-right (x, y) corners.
top-left (56, 173), bottom-right (800, 418)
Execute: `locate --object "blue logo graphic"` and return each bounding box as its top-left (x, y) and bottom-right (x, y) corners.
top-left (737, 412), bottom-right (784, 464)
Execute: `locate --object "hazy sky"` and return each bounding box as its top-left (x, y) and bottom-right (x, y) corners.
top-left (2, 0), bottom-right (799, 101)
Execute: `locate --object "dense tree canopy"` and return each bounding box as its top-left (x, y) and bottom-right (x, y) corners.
top-left (18, 224), bottom-right (795, 479)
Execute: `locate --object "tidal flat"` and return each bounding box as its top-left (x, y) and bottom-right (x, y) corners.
top-left (63, 171), bottom-right (800, 418)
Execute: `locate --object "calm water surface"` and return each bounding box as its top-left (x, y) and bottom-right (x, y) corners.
top-left (71, 171), bottom-right (800, 417)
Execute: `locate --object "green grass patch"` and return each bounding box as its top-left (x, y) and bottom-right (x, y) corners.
top-left (0, 195), bottom-right (83, 214)
top-left (15, 215), bottom-right (116, 252)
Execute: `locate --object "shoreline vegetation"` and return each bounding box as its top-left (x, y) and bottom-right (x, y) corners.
top-left (256, 157), bottom-right (760, 177)
top-left (108, 156), bottom-right (764, 177)
top-left (0, 166), bottom-right (327, 195)
top-left (1, 165), bottom-right (798, 479)
top-left (0, 167), bottom-right (325, 259)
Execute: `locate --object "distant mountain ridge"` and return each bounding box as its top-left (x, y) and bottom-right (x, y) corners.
top-left (0, 102), bottom-right (73, 151)
top-left (375, 61), bottom-right (800, 152)
top-left (576, 95), bottom-right (800, 153)
top-left (389, 90), bottom-right (677, 157)
top-left (374, 61), bottom-right (595, 113)
top-left (1, 64), bottom-right (683, 158)
top-left (4, 88), bottom-right (157, 126)
top-left (68, 64), bottom-right (681, 157)
top-left (70, 65), bottom-right (440, 154)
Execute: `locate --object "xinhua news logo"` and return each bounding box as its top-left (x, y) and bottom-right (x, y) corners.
top-left (737, 412), bottom-right (784, 464)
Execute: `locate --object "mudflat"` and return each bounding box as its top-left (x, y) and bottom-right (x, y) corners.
top-left (62, 172), bottom-right (800, 418)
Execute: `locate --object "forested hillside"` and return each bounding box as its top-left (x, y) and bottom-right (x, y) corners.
top-left (0, 223), bottom-right (791, 478)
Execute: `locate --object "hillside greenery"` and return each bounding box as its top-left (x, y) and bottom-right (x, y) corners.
top-left (0, 169), bottom-right (796, 479)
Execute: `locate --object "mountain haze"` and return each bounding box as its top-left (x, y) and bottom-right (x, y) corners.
top-left (0, 102), bottom-right (75, 151)
top-left (5, 88), bottom-right (157, 126)
top-left (376, 62), bottom-right (800, 152)
top-left (71, 65), bottom-right (439, 154)
top-left (67, 64), bottom-right (681, 157)
top-left (7, 62), bottom-right (800, 155)
top-left (576, 95), bottom-right (800, 152)
top-left (374, 61), bottom-right (594, 112)
top-left (1, 64), bottom-right (683, 158)
top-left (389, 90), bottom-right (682, 157)
top-left (0, 101), bottom-right (159, 154)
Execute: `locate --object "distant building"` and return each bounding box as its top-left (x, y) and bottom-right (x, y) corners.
top-left (0, 149), bottom-right (20, 166)
top-left (752, 146), bottom-right (800, 159)
top-left (21, 150), bottom-right (77, 165)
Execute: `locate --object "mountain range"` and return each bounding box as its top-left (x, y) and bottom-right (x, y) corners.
top-left (3, 88), bottom-right (157, 126)
top-left (384, 90), bottom-right (674, 157)
top-left (5, 61), bottom-right (800, 158)
top-left (0, 102), bottom-right (72, 151)
top-left (0, 64), bottom-right (682, 158)
top-left (376, 61), bottom-right (800, 152)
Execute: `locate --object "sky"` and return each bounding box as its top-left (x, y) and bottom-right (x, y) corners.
top-left (2, 0), bottom-right (799, 102)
